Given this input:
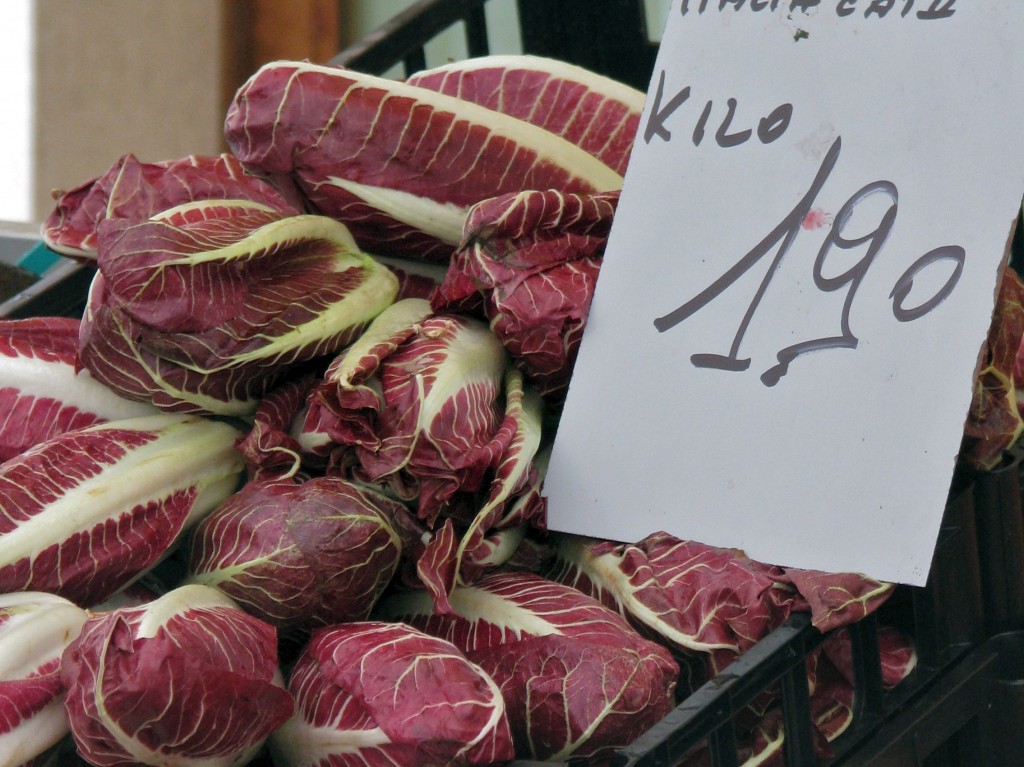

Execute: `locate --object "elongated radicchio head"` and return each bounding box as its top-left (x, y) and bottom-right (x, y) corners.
top-left (41, 152), bottom-right (298, 260)
top-left (61, 584), bottom-right (293, 767)
top-left (186, 475), bottom-right (408, 634)
top-left (78, 200), bottom-right (399, 416)
top-left (0, 317), bottom-right (159, 462)
top-left (0, 413), bottom-right (245, 606)
top-left (0, 592), bottom-right (88, 766)
top-left (225, 60), bottom-right (623, 262)
top-left (415, 378), bottom-right (547, 614)
top-left (299, 298), bottom-right (547, 608)
top-left (406, 54), bottom-right (645, 176)
top-left (379, 571), bottom-right (679, 762)
top-left (270, 621), bottom-right (514, 767)
top-left (549, 532), bottom-right (801, 675)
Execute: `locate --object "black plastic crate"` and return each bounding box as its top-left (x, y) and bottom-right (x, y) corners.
top-left (827, 637), bottom-right (1000, 767)
top-left (601, 479), bottom-right (986, 767)
top-left (0, 259), bottom-right (94, 319)
top-left (612, 611), bottom-right (821, 767)
top-left (986, 629), bottom-right (1024, 767)
top-left (874, 482), bottom-right (985, 673)
top-left (971, 452), bottom-right (1024, 636)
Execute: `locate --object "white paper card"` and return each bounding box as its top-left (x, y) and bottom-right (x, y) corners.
top-left (545, 0), bottom-right (1024, 586)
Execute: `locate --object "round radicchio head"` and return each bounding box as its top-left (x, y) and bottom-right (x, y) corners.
top-left (270, 621), bottom-right (515, 767)
top-left (186, 475), bottom-right (409, 635)
top-left (60, 584), bottom-right (293, 767)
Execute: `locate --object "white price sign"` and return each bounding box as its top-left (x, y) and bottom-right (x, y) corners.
top-left (545, 0), bottom-right (1024, 585)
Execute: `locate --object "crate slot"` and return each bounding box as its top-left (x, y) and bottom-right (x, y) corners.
top-left (987, 630), bottom-right (1024, 766)
top-left (613, 613), bottom-right (819, 767)
top-left (972, 453), bottom-right (1024, 635)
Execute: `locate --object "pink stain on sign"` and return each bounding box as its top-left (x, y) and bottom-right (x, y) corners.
top-left (802, 208), bottom-right (831, 230)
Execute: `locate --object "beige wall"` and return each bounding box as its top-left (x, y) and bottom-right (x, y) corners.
top-left (33, 0), bottom-right (226, 219)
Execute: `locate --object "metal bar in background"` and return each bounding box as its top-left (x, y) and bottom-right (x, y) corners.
top-left (515, 0), bottom-right (659, 91)
top-left (403, 47), bottom-right (428, 74)
top-left (463, 2), bottom-right (490, 57)
top-left (331, 0), bottom-right (492, 75)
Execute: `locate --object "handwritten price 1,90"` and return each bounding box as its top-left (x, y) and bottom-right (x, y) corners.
top-left (647, 86), bottom-right (965, 386)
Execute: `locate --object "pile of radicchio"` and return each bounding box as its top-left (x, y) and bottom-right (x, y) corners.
top-left (0, 50), bottom-right (1013, 767)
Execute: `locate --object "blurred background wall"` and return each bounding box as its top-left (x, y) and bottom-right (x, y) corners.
top-left (32, 0), bottom-right (338, 221)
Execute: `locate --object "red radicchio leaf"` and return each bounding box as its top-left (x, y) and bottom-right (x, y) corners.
top-left (0, 414), bottom-right (243, 607)
top-left (549, 531), bottom-right (802, 675)
top-left (0, 593), bottom-right (89, 765)
top-left (417, 369), bottom-right (546, 613)
top-left (417, 518), bottom-right (460, 614)
top-left (42, 152), bottom-right (299, 260)
top-left (471, 632), bottom-right (674, 761)
top-left (0, 317), bottom-right (159, 461)
top-left (78, 201), bottom-right (398, 417)
top-left (235, 373), bottom-right (321, 481)
top-left (965, 265), bottom-right (1024, 470)
top-left (307, 298), bottom-right (513, 527)
top-left (406, 55), bottom-right (645, 176)
top-left (224, 61), bottom-right (622, 263)
top-left (777, 568), bottom-right (895, 634)
top-left (387, 262), bottom-right (444, 301)
top-left (432, 189), bottom-right (617, 402)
